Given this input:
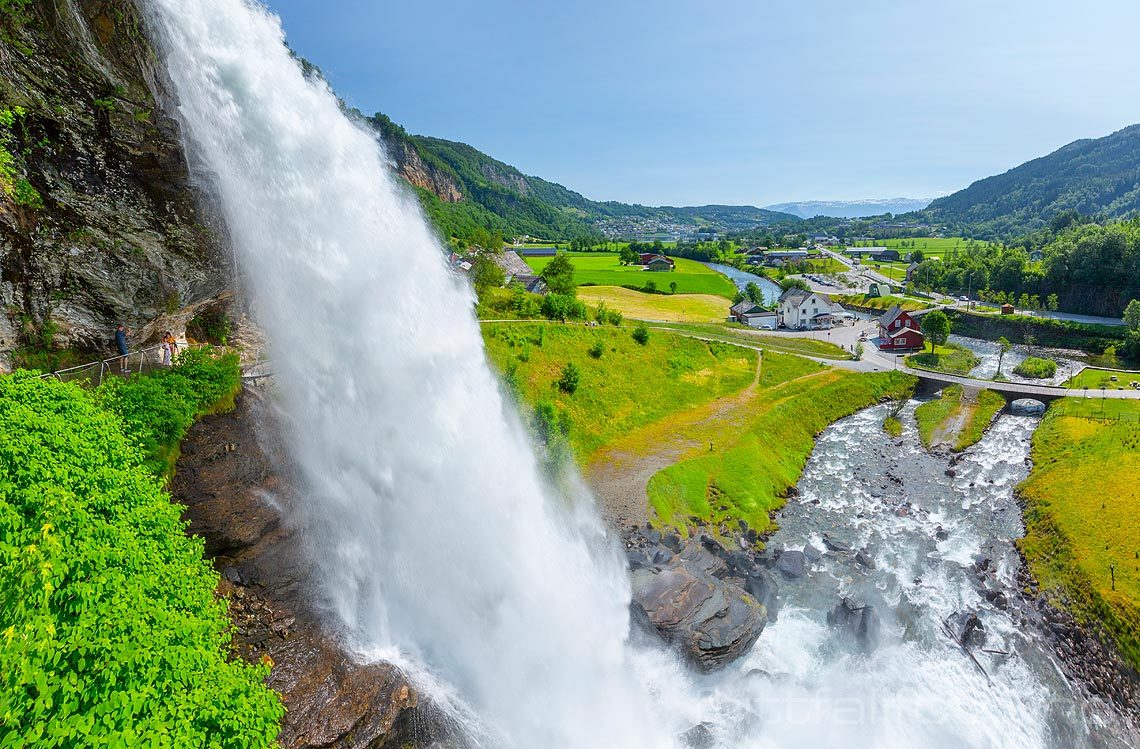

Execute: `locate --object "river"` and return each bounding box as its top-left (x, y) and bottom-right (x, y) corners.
top-left (694, 402), bottom-right (1137, 748)
top-left (949, 335), bottom-right (1088, 386)
top-left (703, 262), bottom-right (782, 305)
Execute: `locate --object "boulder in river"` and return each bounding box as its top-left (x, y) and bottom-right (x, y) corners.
top-left (630, 543), bottom-right (767, 672)
top-left (744, 570), bottom-right (780, 619)
top-left (826, 597), bottom-right (881, 652)
top-left (679, 722), bottom-right (716, 748)
top-left (775, 549), bottom-right (807, 579)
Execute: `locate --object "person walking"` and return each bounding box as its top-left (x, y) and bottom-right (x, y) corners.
top-left (115, 324), bottom-right (130, 372)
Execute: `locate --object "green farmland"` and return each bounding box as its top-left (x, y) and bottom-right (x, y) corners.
top-left (522, 251), bottom-right (737, 298)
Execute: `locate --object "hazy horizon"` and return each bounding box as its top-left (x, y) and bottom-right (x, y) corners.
top-left (264, 0), bottom-right (1140, 208)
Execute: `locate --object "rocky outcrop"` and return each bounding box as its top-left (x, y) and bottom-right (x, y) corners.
top-left (0, 0), bottom-right (232, 362)
top-left (385, 138), bottom-right (462, 203)
top-left (627, 532), bottom-right (767, 672)
top-left (172, 389), bottom-right (426, 748)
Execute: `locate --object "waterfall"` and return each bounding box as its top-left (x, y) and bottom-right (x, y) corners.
top-left (141, 1), bottom-right (678, 746)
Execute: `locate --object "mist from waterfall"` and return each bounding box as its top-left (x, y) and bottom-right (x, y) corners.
top-left (142, 0), bottom-right (683, 746)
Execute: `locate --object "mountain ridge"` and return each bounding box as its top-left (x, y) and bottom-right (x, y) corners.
top-left (766, 198), bottom-right (933, 219)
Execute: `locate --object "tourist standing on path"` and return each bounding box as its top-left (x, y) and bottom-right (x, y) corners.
top-left (115, 324), bottom-right (130, 372)
top-left (162, 331), bottom-right (177, 366)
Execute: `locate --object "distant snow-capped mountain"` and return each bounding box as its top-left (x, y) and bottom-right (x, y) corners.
top-left (765, 198), bottom-right (933, 219)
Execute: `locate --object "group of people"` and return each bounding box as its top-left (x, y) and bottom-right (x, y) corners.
top-left (114, 324), bottom-right (179, 373)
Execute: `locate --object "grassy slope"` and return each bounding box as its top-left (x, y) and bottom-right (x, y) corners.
top-left (907, 343), bottom-right (980, 375)
top-left (954, 389), bottom-right (1006, 450)
top-left (523, 252), bottom-right (738, 298)
top-left (576, 286), bottom-right (728, 323)
top-left (915, 386), bottom-right (962, 447)
top-left (646, 369), bottom-right (915, 537)
top-left (649, 322), bottom-right (854, 360)
top-left (481, 323), bottom-right (756, 456)
top-left (1018, 399), bottom-right (1140, 671)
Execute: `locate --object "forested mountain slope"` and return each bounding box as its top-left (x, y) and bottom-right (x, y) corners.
top-left (922, 124), bottom-right (1140, 238)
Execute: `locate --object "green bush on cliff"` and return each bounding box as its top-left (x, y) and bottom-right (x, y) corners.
top-left (0, 367), bottom-right (282, 747)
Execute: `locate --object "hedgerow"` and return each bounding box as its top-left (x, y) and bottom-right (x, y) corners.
top-left (0, 357), bottom-right (282, 746)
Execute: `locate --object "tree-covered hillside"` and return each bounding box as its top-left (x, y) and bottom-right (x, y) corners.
top-left (921, 124), bottom-right (1140, 238)
top-left (364, 112), bottom-right (798, 246)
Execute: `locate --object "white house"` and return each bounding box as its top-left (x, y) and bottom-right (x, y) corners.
top-left (778, 288), bottom-right (846, 330)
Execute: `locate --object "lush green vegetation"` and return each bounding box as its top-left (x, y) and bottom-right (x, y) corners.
top-left (646, 370), bottom-right (914, 537)
top-left (913, 386), bottom-right (1004, 450)
top-left (0, 106), bottom-right (43, 209)
top-left (1018, 399), bottom-right (1140, 672)
top-left (97, 348), bottom-right (242, 477)
top-left (945, 309), bottom-right (1126, 357)
top-left (482, 323), bottom-right (756, 456)
top-left (908, 218), bottom-right (1140, 317)
top-left (366, 111), bottom-right (796, 247)
top-left (915, 386), bottom-right (962, 447)
top-left (0, 360), bottom-right (282, 747)
top-left (882, 415), bottom-right (903, 437)
top-left (906, 343), bottom-right (980, 375)
top-left (1065, 367), bottom-right (1140, 391)
top-left (650, 322), bottom-right (853, 360)
top-left (833, 293), bottom-right (931, 312)
top-left (522, 252), bottom-right (737, 298)
top-left (921, 124), bottom-right (1140, 240)
top-left (576, 286), bottom-right (728, 323)
top-left (1012, 356), bottom-right (1058, 379)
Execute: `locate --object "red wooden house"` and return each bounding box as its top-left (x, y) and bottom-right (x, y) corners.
top-left (878, 305), bottom-right (925, 351)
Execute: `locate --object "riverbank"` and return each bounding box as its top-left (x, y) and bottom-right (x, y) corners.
top-left (1017, 398), bottom-right (1140, 709)
top-left (914, 385), bottom-right (1005, 450)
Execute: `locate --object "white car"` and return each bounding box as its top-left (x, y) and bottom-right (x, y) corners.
top-left (958, 296), bottom-right (969, 302)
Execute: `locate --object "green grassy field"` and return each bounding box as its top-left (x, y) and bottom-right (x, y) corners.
top-left (1012, 356), bottom-right (1058, 379)
top-left (834, 293), bottom-right (932, 312)
top-left (649, 322), bottom-right (854, 360)
top-left (523, 251), bottom-right (737, 298)
top-left (576, 286), bottom-right (728, 323)
top-left (1018, 399), bottom-right (1140, 671)
top-left (1065, 367), bottom-right (1140, 391)
top-left (906, 343), bottom-right (980, 375)
top-left (848, 237), bottom-right (996, 257)
top-left (915, 386), bottom-right (962, 447)
top-left (481, 323), bottom-right (756, 456)
top-left (646, 369), bottom-right (915, 537)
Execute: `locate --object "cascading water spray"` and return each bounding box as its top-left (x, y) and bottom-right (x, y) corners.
top-left (141, 1), bottom-right (681, 746)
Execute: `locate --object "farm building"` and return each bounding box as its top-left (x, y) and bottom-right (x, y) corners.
top-left (638, 253), bottom-right (676, 271)
top-left (877, 305), bottom-right (925, 351)
top-left (1001, 303), bottom-right (1015, 315)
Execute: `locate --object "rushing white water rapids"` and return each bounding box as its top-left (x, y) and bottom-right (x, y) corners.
top-left (143, 2), bottom-right (1137, 747)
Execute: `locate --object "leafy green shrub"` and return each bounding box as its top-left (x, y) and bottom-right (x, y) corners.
top-left (540, 293), bottom-right (587, 322)
top-left (557, 362), bottom-right (580, 394)
top-left (1013, 356), bottom-right (1057, 379)
top-left (97, 347), bottom-right (241, 476)
top-left (631, 323), bottom-right (649, 345)
top-left (186, 309), bottom-right (232, 345)
top-left (0, 372), bottom-right (282, 747)
top-left (588, 341), bottom-right (604, 359)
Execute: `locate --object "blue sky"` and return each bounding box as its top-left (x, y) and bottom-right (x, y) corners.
top-left (264, 0), bottom-right (1140, 208)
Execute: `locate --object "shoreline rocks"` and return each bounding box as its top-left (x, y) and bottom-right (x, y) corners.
top-left (626, 530), bottom-right (768, 672)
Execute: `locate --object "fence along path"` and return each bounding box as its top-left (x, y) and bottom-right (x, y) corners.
top-left (39, 343), bottom-right (207, 388)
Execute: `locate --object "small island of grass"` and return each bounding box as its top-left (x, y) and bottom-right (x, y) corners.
top-left (1012, 356), bottom-right (1058, 379)
top-left (905, 343), bottom-right (980, 376)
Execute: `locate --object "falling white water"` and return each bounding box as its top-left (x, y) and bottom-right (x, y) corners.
top-left (142, 1), bottom-right (680, 746)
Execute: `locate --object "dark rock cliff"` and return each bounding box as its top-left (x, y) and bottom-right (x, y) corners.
top-left (0, 0), bottom-right (232, 364)
top-left (172, 389), bottom-right (438, 748)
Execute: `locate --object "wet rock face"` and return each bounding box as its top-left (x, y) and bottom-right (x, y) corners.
top-left (172, 390), bottom-right (424, 748)
top-left (0, 1), bottom-right (231, 358)
top-left (628, 536), bottom-right (767, 672)
top-left (826, 597), bottom-right (881, 653)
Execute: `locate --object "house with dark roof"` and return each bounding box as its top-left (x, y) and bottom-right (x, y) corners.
top-left (494, 250), bottom-right (547, 294)
top-left (877, 305), bottom-right (925, 351)
top-left (638, 252), bottom-right (676, 271)
top-left (729, 300), bottom-right (777, 329)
